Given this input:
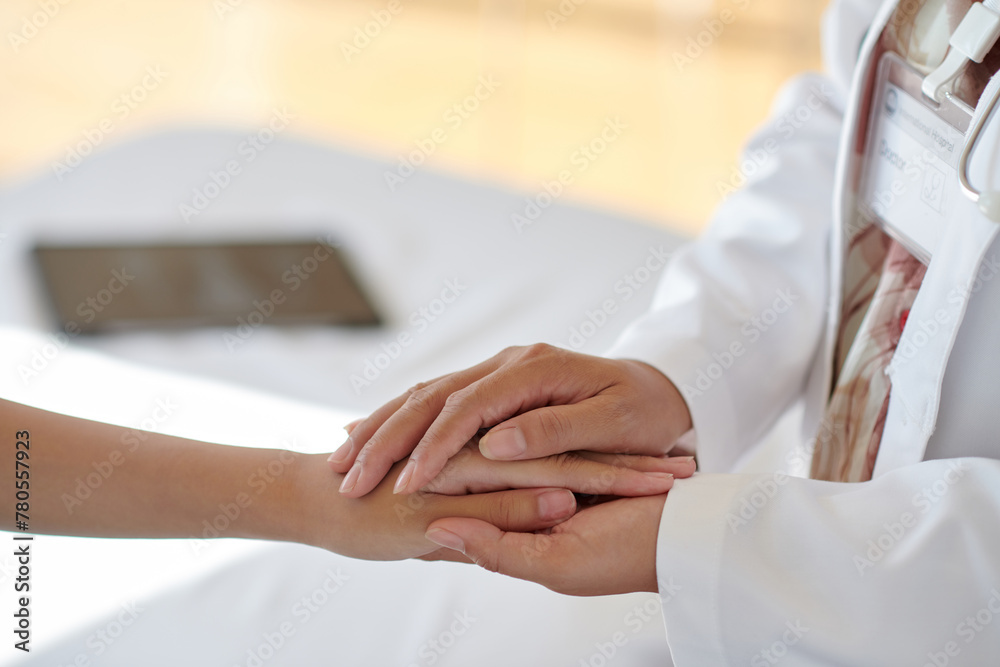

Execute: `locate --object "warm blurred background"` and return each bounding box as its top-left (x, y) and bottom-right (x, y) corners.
top-left (0, 0), bottom-right (824, 235)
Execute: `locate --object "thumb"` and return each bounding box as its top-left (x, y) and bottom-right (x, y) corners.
top-left (424, 518), bottom-right (559, 586)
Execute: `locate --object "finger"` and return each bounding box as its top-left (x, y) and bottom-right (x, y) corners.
top-left (401, 349), bottom-right (607, 492)
top-left (477, 397), bottom-right (649, 462)
top-left (424, 518), bottom-right (568, 592)
top-left (426, 454), bottom-right (676, 497)
top-left (327, 372), bottom-right (458, 473)
top-left (326, 393), bottom-right (410, 472)
top-left (574, 451), bottom-right (698, 477)
top-left (337, 364), bottom-right (504, 497)
top-left (501, 456), bottom-right (677, 497)
top-left (438, 487), bottom-right (577, 531)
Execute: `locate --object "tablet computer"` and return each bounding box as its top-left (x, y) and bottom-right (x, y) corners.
top-left (34, 240), bottom-right (382, 333)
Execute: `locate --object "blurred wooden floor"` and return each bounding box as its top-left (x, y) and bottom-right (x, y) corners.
top-left (0, 0), bottom-right (825, 234)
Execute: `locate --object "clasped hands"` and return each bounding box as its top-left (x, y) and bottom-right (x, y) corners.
top-left (324, 344), bottom-right (693, 596)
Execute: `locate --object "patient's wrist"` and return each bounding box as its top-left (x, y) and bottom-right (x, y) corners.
top-left (235, 451), bottom-right (334, 549)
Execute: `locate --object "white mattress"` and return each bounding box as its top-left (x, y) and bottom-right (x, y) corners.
top-left (0, 128), bottom-right (685, 665)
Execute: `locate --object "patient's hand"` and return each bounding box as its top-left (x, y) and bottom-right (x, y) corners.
top-left (329, 344), bottom-right (693, 497)
top-left (300, 445), bottom-right (687, 562)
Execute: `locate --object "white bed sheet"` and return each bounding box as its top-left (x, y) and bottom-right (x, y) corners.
top-left (0, 127), bottom-right (685, 665)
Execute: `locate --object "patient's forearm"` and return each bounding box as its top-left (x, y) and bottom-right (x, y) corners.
top-left (0, 398), bottom-right (311, 544)
top-left (0, 398), bottom-right (583, 561)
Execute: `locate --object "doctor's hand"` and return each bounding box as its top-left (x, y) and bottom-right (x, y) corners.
top-left (423, 493), bottom-right (668, 596)
top-left (329, 344), bottom-right (692, 498)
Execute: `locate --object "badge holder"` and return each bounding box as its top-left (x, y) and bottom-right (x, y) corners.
top-left (856, 0), bottom-right (1000, 264)
top-left (857, 51), bottom-right (972, 264)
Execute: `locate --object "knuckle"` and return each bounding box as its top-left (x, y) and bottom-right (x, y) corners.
top-left (406, 380), bottom-right (434, 394)
top-left (525, 342), bottom-right (553, 355)
top-left (498, 344), bottom-right (525, 358)
top-left (440, 387), bottom-right (472, 415)
top-left (487, 495), bottom-right (521, 529)
top-left (536, 409), bottom-right (574, 445)
top-left (403, 387), bottom-right (439, 415)
top-left (522, 342), bottom-right (556, 360)
top-left (551, 452), bottom-right (584, 474)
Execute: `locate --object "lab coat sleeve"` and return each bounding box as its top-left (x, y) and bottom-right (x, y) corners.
top-left (658, 459), bottom-right (1000, 666)
top-left (605, 71), bottom-right (844, 473)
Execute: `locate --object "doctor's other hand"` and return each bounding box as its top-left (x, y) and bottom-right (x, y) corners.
top-left (424, 493), bottom-right (668, 596)
top-left (329, 344), bottom-right (693, 498)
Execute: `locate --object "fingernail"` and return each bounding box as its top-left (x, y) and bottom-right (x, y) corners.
top-left (648, 472), bottom-right (675, 482)
top-left (676, 456), bottom-right (696, 464)
top-left (344, 419), bottom-right (363, 435)
top-left (426, 528), bottom-right (466, 554)
top-left (393, 461), bottom-right (416, 495)
top-left (339, 462), bottom-right (361, 494)
top-left (480, 427), bottom-right (527, 460)
top-left (538, 490), bottom-right (575, 520)
top-left (327, 438), bottom-right (352, 464)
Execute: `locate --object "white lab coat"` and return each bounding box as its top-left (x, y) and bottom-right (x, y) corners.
top-left (608, 0), bottom-right (1000, 664)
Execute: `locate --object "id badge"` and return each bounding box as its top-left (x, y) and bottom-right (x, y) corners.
top-left (857, 52), bottom-right (973, 264)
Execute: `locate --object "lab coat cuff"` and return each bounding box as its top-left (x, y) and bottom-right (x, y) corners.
top-left (606, 338), bottom-right (739, 472)
top-left (655, 473), bottom-right (744, 665)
